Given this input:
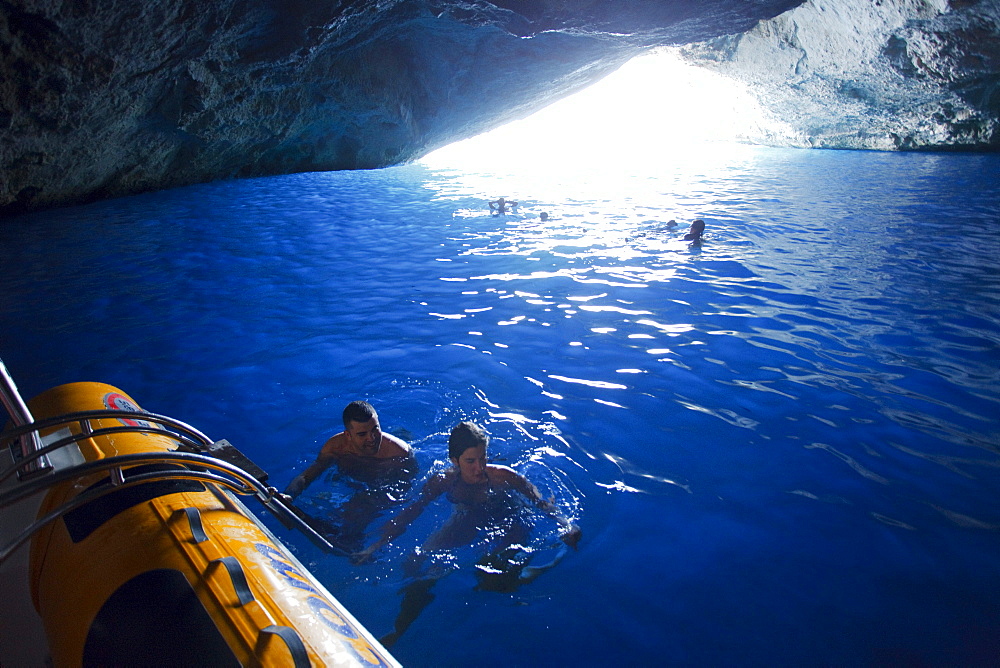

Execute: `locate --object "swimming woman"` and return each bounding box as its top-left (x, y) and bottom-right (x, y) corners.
top-left (354, 421), bottom-right (580, 563)
top-left (352, 421), bottom-right (580, 646)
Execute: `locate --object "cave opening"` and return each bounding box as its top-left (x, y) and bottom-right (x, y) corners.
top-left (422, 49), bottom-right (775, 172)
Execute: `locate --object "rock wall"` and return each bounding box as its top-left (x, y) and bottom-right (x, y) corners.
top-left (678, 0), bottom-right (1000, 150)
top-left (3, 0), bottom-right (998, 217)
top-left (0, 0), bottom-right (801, 216)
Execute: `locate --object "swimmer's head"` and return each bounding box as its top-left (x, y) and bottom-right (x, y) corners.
top-left (343, 401), bottom-right (383, 454)
top-left (684, 219), bottom-right (706, 241)
top-left (448, 421), bottom-right (489, 460)
top-left (450, 422), bottom-right (489, 483)
top-left (343, 400), bottom-right (377, 428)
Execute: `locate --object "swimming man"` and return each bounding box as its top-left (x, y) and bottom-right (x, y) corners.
top-left (488, 197), bottom-right (518, 214)
top-left (285, 400), bottom-right (415, 551)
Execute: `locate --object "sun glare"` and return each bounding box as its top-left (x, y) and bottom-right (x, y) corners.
top-left (422, 50), bottom-right (772, 172)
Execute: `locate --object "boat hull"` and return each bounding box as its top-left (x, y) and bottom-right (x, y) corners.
top-left (9, 381), bottom-right (394, 667)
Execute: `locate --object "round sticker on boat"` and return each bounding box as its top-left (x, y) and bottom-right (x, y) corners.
top-left (103, 392), bottom-right (154, 429)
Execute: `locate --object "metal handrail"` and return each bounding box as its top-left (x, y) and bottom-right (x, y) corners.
top-left (0, 358), bottom-right (48, 477)
top-left (0, 357), bottom-right (339, 556)
top-left (0, 409), bottom-right (214, 485)
top-left (0, 359), bottom-right (33, 428)
top-left (0, 408), bottom-right (214, 448)
top-left (0, 449), bottom-right (336, 563)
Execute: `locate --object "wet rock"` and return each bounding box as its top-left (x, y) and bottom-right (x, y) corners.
top-left (0, 0), bottom-right (800, 216)
top-left (2, 0), bottom-right (997, 217)
top-left (678, 0), bottom-right (1000, 151)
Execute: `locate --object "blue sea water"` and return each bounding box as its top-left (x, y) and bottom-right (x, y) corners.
top-left (2, 144), bottom-right (999, 666)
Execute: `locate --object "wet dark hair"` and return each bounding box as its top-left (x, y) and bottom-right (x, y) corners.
top-left (684, 219), bottom-right (706, 241)
top-left (342, 400), bottom-right (377, 428)
top-left (448, 421), bottom-right (489, 460)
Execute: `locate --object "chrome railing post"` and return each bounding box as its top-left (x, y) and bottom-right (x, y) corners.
top-left (0, 358), bottom-right (50, 479)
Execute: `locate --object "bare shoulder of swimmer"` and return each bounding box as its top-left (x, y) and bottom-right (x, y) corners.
top-left (380, 431), bottom-right (412, 457)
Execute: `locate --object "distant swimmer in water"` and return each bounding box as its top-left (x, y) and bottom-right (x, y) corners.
top-left (353, 421), bottom-right (580, 645)
top-left (627, 219), bottom-right (678, 242)
top-left (540, 211), bottom-right (549, 221)
top-left (684, 219), bottom-right (706, 242)
top-left (488, 197), bottom-right (518, 214)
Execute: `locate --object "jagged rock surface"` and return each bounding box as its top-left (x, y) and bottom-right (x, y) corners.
top-left (678, 0), bottom-right (1000, 150)
top-left (1, 0), bottom-right (802, 216)
top-left (2, 0), bottom-right (998, 217)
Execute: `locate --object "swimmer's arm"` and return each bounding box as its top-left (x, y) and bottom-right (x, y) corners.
top-left (353, 474), bottom-right (446, 563)
top-left (510, 470), bottom-right (582, 549)
top-left (380, 431), bottom-right (413, 457)
top-left (284, 452), bottom-right (337, 499)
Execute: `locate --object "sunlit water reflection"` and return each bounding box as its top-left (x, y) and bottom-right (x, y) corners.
top-left (2, 145), bottom-right (999, 665)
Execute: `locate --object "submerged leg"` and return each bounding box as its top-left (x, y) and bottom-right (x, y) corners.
top-left (337, 492), bottom-right (382, 553)
top-left (379, 530), bottom-right (466, 647)
top-left (381, 511), bottom-right (485, 645)
top-left (380, 577), bottom-right (438, 648)
top-left (381, 551), bottom-right (454, 647)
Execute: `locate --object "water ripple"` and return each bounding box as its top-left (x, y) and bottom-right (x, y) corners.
top-left (4, 148), bottom-right (1000, 666)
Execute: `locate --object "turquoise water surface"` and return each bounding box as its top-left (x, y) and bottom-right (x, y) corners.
top-left (2, 145), bottom-right (999, 666)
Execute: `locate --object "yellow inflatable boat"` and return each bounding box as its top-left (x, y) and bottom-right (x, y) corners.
top-left (0, 361), bottom-right (397, 667)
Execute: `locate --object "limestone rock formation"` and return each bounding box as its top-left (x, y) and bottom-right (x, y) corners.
top-left (2, 0), bottom-right (998, 217)
top-left (678, 0), bottom-right (1000, 150)
top-left (1, 0), bottom-right (802, 216)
